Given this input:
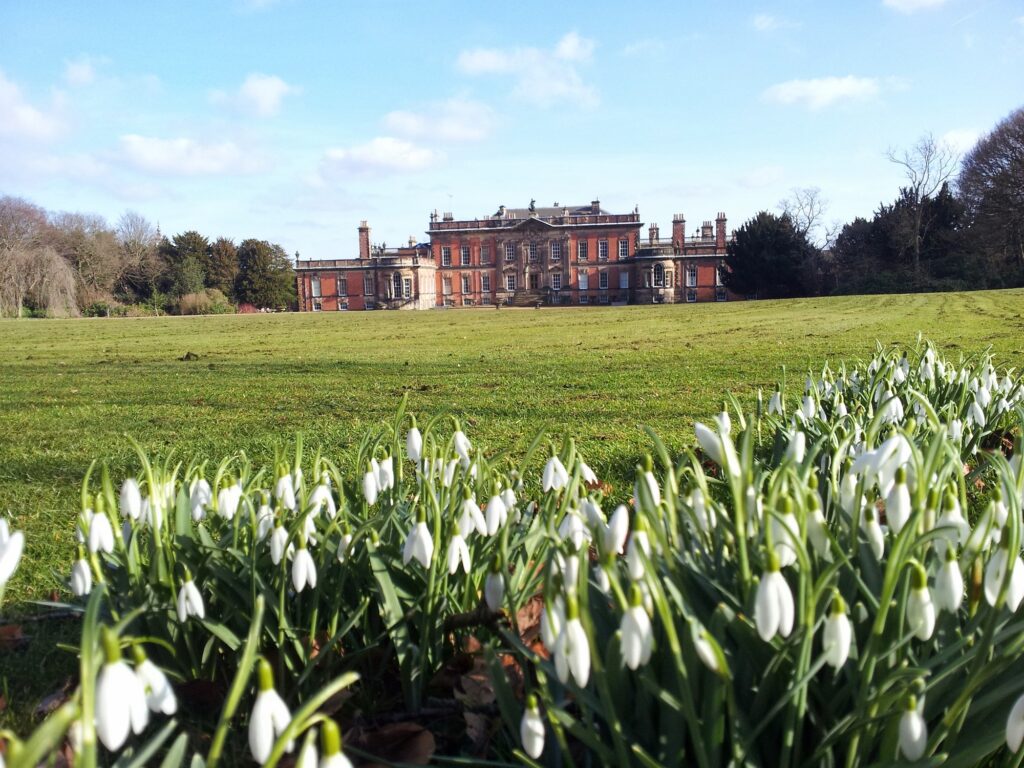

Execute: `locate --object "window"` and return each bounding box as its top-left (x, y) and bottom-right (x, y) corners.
top-left (461, 274), bottom-right (471, 294)
top-left (716, 265), bottom-right (725, 286)
top-left (365, 300), bottom-right (376, 310)
top-left (481, 245), bottom-right (491, 264)
top-left (598, 240), bottom-right (608, 260)
top-left (506, 274), bottom-right (516, 291)
top-left (529, 273), bottom-right (539, 289)
top-left (441, 246), bottom-right (451, 267)
top-left (686, 265), bottom-right (697, 287)
top-left (403, 278), bottom-right (412, 298)
top-left (504, 242), bottom-right (515, 261)
top-left (363, 276), bottom-right (373, 295)
top-left (619, 271), bottom-right (629, 289)
top-left (599, 272), bottom-right (608, 290)
top-left (600, 293), bottom-right (610, 304)
top-left (579, 295), bottom-right (589, 304)
top-left (665, 271), bottom-right (674, 288)
top-left (618, 239), bottom-right (628, 259)
top-left (716, 287), bottom-right (727, 302)
top-left (550, 242), bottom-right (562, 261)
top-left (528, 243), bottom-right (539, 262)
top-left (654, 263), bottom-right (665, 288)
top-left (338, 277), bottom-right (348, 295)
top-left (463, 297), bottom-right (474, 306)
top-left (482, 294), bottom-right (491, 305)
top-left (442, 277), bottom-right (452, 295)
top-left (311, 275), bottom-right (321, 297)
top-left (551, 273), bottom-right (562, 291)
top-left (337, 299), bottom-right (348, 311)
top-left (686, 289), bottom-right (697, 303)
top-left (577, 241), bottom-right (588, 261)
top-left (482, 274), bottom-right (491, 292)
top-left (312, 299), bottom-right (322, 311)
top-left (460, 246), bottom-right (470, 265)
top-left (392, 273), bottom-right (402, 298)
top-left (578, 272), bottom-right (589, 290)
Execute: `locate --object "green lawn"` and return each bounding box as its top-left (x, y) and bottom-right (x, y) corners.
top-left (2, 289), bottom-right (1024, 607)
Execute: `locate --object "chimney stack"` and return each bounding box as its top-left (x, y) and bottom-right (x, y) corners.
top-left (591, 199), bottom-right (601, 214)
top-left (672, 213), bottom-right (686, 249)
top-left (358, 220), bottom-right (370, 260)
top-left (701, 221), bottom-right (713, 241)
top-left (648, 223), bottom-right (660, 244)
top-left (716, 212), bottom-right (727, 250)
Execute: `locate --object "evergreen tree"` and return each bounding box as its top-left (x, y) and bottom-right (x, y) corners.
top-left (235, 239), bottom-right (296, 309)
top-left (207, 237), bottom-right (239, 297)
top-left (723, 212), bottom-right (814, 299)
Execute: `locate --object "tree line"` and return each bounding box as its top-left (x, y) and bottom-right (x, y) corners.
top-left (0, 199), bottom-right (297, 317)
top-left (724, 105), bottom-right (1024, 299)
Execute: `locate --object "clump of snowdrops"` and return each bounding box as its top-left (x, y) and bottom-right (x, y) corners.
top-left (1, 341), bottom-right (1023, 767)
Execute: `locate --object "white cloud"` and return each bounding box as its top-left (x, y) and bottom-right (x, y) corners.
top-left (383, 98), bottom-right (496, 143)
top-left (752, 14), bottom-right (798, 32)
top-left (319, 137), bottom-right (441, 178)
top-left (63, 57), bottom-right (97, 86)
top-left (762, 76), bottom-right (881, 110)
top-left (456, 31), bottom-right (599, 108)
top-left (210, 73), bottom-right (296, 117)
top-left (119, 134), bottom-right (263, 175)
top-left (940, 128), bottom-right (979, 154)
top-left (620, 38), bottom-right (667, 57)
top-left (0, 70), bottom-right (63, 140)
top-left (882, 0), bottom-right (949, 13)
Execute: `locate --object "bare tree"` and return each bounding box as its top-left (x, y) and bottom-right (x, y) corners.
top-left (48, 211), bottom-right (121, 300)
top-left (886, 133), bottom-right (960, 277)
top-left (116, 210), bottom-right (162, 295)
top-left (778, 187), bottom-right (839, 248)
top-left (0, 246), bottom-right (78, 317)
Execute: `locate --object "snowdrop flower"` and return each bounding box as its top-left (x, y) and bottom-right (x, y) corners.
top-left (934, 547), bottom-right (963, 614)
top-left (968, 398), bottom-right (986, 428)
top-left (935, 492), bottom-right (970, 555)
top-left (886, 466), bottom-right (912, 535)
top-left (403, 512), bottom-right (434, 569)
top-left (800, 395), bottom-right (816, 422)
top-left (447, 533), bottom-right (471, 575)
top-left (249, 659), bottom-right (293, 764)
top-left (406, 425), bottom-right (423, 463)
top-left (556, 552), bottom-right (580, 592)
top-left (985, 539), bottom-right (1024, 611)
top-left (132, 647), bottom-right (177, 715)
top-left (878, 392), bottom-right (904, 424)
top-left (316, 720), bottom-right (354, 768)
top-left (500, 486), bottom-right (517, 511)
top-left (754, 557), bottom-right (794, 641)
top-left (977, 384), bottom-right (992, 408)
top-left (296, 737), bottom-right (318, 768)
top-left (767, 388), bottom-right (783, 415)
top-left (275, 473), bottom-right (296, 511)
top-left (554, 599), bottom-right (590, 687)
top-left (485, 563), bottom-right (505, 611)
top-left (770, 499), bottom-right (800, 568)
top-left (292, 540), bottom-right (317, 592)
top-left (256, 501), bottom-right (274, 541)
top-left (580, 461), bottom-right (598, 485)
top-left (785, 431), bottom-right (806, 464)
top-left (714, 405), bottom-right (732, 435)
top-left (620, 586), bottom-right (654, 670)
top-left (308, 483), bottom-right (336, 519)
top-left (840, 468), bottom-right (863, 517)
top-left (906, 564), bottom-right (935, 641)
top-left (626, 524), bottom-right (651, 581)
top-left (1006, 693), bottom-right (1024, 753)
top-left (861, 506), bottom-right (885, 561)
top-left (805, 487), bottom-right (831, 561)
top-left (362, 465), bottom-right (378, 506)
top-left (485, 493), bottom-right (507, 536)
top-left (190, 478), bottom-right (212, 521)
top-left (694, 421), bottom-right (740, 477)
top-left (87, 511), bottom-right (115, 555)
top-left (71, 555), bottom-right (92, 597)
top-left (377, 455), bottom-right (395, 492)
top-left (634, 457), bottom-right (662, 509)
top-left (558, 509), bottom-right (588, 552)
top-left (120, 478), bottom-right (142, 520)
top-left (604, 505), bottom-right (629, 555)
top-left (691, 621), bottom-right (723, 674)
top-left (459, 491), bottom-right (487, 537)
top-left (453, 429), bottom-right (472, 467)
top-left (580, 497), bottom-right (605, 529)
top-left (176, 575), bottom-right (205, 623)
top-left (217, 483), bottom-right (242, 521)
top-left (95, 630), bottom-right (149, 752)
top-left (822, 593), bottom-right (851, 669)
top-left (542, 454), bottom-right (569, 492)
top-left (540, 596), bottom-right (565, 649)
top-left (899, 696), bottom-right (927, 761)
top-left (0, 519), bottom-right (24, 587)
top-left (270, 523), bottom-right (291, 565)
top-left (336, 527), bottom-right (353, 563)
top-left (520, 694), bottom-right (545, 759)
top-left (688, 486), bottom-right (716, 532)
top-left (947, 420), bottom-right (963, 442)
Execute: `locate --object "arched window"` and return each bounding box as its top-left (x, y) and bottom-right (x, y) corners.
top-left (654, 263), bottom-right (665, 287)
top-left (393, 273), bottom-right (402, 298)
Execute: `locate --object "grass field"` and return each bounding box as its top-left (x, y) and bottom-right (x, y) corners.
top-left (2, 289), bottom-right (1024, 608)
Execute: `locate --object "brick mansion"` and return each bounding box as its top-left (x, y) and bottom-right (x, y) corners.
top-left (295, 200), bottom-right (738, 311)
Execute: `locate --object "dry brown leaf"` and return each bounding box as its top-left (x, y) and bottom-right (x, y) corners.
top-left (348, 721), bottom-right (436, 766)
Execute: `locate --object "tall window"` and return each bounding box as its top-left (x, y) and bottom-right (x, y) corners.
top-left (338, 277), bottom-right (348, 295)
top-left (716, 286), bottom-right (727, 302)
top-left (441, 246), bottom-right (451, 266)
top-left (619, 271), bottom-right (629, 289)
top-left (363, 276), bottom-right (373, 295)
top-left (618, 239), bottom-right (628, 259)
top-left (599, 271), bottom-right (608, 289)
top-left (686, 265), bottom-right (697, 287)
top-left (551, 273), bottom-right (562, 291)
top-left (442, 277), bottom-right (452, 295)
top-left (482, 274), bottom-right (491, 292)
top-left (550, 242), bottom-right (562, 261)
top-left (598, 240), bottom-right (608, 260)
top-left (529, 273), bottom-right (539, 289)
top-left (506, 274), bottom-right (516, 291)
top-left (461, 274), bottom-right (471, 294)
top-left (460, 246), bottom-right (470, 265)
top-left (481, 245), bottom-right (491, 264)
top-left (311, 275), bottom-right (321, 297)
top-left (578, 271), bottom-right (589, 290)
top-left (392, 273), bottom-right (402, 298)
top-left (403, 278), bottom-right (412, 298)
top-left (654, 263), bottom-right (665, 287)
top-left (577, 241), bottom-right (588, 261)
top-left (716, 265), bottom-right (725, 286)
top-left (528, 243), bottom-right (538, 262)
top-left (504, 242), bottom-right (515, 261)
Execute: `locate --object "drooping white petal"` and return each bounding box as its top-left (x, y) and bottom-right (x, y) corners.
top-left (822, 612), bottom-right (851, 668)
top-left (604, 505), bottom-right (629, 554)
top-left (120, 478), bottom-right (142, 520)
top-left (71, 558), bottom-right (92, 597)
top-left (906, 587), bottom-right (936, 641)
top-left (406, 428), bottom-right (423, 463)
top-left (899, 708), bottom-right (927, 761)
top-left (620, 605), bottom-right (653, 670)
top-left (485, 571), bottom-right (504, 611)
top-left (1006, 693), bottom-right (1024, 753)
top-left (520, 704), bottom-right (545, 758)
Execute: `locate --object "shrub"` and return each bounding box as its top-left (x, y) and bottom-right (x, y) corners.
top-left (177, 289), bottom-right (235, 316)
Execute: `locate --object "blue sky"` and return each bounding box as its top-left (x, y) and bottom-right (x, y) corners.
top-left (1, 0), bottom-right (1022, 259)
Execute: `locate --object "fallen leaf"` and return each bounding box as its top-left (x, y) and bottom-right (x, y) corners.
top-left (347, 721), bottom-right (435, 766)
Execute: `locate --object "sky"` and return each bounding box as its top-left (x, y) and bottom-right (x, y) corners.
top-left (1, 0), bottom-right (1022, 260)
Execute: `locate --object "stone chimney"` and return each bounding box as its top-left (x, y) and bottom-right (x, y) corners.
top-left (591, 199), bottom-right (601, 214)
top-left (408, 235), bottom-right (416, 247)
top-left (672, 213), bottom-right (686, 248)
top-left (701, 220), bottom-right (713, 241)
top-left (358, 220), bottom-right (370, 260)
top-left (716, 212), bottom-right (727, 250)
top-left (648, 223), bottom-right (660, 244)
